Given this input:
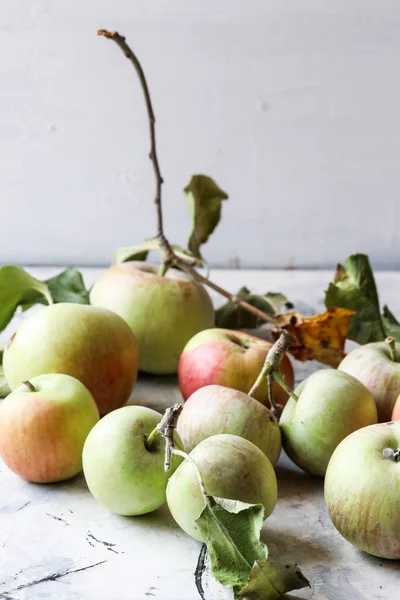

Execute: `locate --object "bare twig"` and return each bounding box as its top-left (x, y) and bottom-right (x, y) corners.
top-left (97, 29), bottom-right (282, 330)
top-left (248, 330), bottom-right (297, 419)
top-left (156, 403), bottom-right (183, 471)
top-left (97, 29), bottom-right (174, 262)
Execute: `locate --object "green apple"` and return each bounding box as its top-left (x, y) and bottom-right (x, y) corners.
top-left (82, 405), bottom-right (183, 516)
top-left (166, 434), bottom-right (278, 541)
top-left (90, 262), bottom-right (215, 374)
top-left (177, 384), bottom-right (281, 465)
top-left (339, 340), bottom-right (400, 422)
top-left (325, 421), bottom-right (400, 559)
top-left (3, 303), bottom-right (139, 415)
top-left (0, 374), bottom-right (99, 483)
top-left (178, 328), bottom-right (294, 408)
top-left (280, 369), bottom-right (377, 476)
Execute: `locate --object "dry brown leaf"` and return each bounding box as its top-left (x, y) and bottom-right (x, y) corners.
top-left (273, 308), bottom-right (354, 368)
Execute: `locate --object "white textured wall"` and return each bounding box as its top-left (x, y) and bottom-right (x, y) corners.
top-left (1, 1), bottom-right (400, 268)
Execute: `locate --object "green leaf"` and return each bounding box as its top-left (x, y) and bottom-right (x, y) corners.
top-left (112, 239), bottom-right (160, 265)
top-left (324, 254), bottom-right (400, 343)
top-left (215, 287), bottom-right (293, 330)
top-left (236, 559), bottom-right (310, 600)
top-left (184, 174), bottom-right (228, 258)
top-left (0, 266), bottom-right (53, 333)
top-left (195, 496), bottom-right (267, 589)
top-left (46, 269), bottom-right (90, 304)
top-left (382, 305), bottom-right (400, 340)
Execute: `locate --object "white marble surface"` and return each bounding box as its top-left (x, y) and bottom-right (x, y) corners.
top-left (1, 268), bottom-right (400, 599)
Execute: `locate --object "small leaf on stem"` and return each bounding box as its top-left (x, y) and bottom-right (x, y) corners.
top-left (274, 308), bottom-right (353, 368)
top-left (236, 559), bottom-right (310, 599)
top-left (195, 497), bottom-right (267, 589)
top-left (216, 288), bottom-right (292, 330)
top-left (185, 175), bottom-right (228, 258)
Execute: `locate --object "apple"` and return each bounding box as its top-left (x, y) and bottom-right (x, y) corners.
top-left (82, 405), bottom-right (183, 516)
top-left (90, 262), bottom-right (215, 374)
top-left (279, 369), bottom-right (377, 476)
top-left (0, 374), bottom-right (99, 483)
top-left (3, 303), bottom-right (139, 416)
top-left (166, 434), bottom-right (278, 542)
top-left (392, 394), bottom-right (400, 420)
top-left (339, 340), bottom-right (400, 422)
top-left (325, 421), bottom-right (400, 559)
top-left (176, 385), bottom-right (281, 465)
top-left (178, 328), bottom-right (294, 408)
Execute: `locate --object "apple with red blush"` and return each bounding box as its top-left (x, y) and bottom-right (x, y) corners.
top-left (178, 328), bottom-right (294, 408)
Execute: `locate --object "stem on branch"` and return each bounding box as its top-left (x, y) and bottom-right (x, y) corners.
top-left (248, 331), bottom-right (297, 419)
top-left (97, 29), bottom-right (285, 330)
top-left (155, 403), bottom-right (183, 471)
top-left (386, 336), bottom-right (398, 363)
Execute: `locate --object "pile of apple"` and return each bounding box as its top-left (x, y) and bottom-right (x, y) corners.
top-left (0, 262), bottom-right (400, 564)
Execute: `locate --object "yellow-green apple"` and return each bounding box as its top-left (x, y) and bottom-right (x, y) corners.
top-left (177, 385), bottom-right (281, 465)
top-left (339, 340), bottom-right (400, 422)
top-left (178, 328), bottom-right (294, 408)
top-left (82, 405), bottom-right (182, 516)
top-left (166, 434), bottom-right (277, 541)
top-left (325, 421), bottom-right (400, 559)
top-left (0, 374), bottom-right (99, 483)
top-left (280, 370), bottom-right (377, 476)
top-left (392, 394), bottom-right (400, 420)
top-left (90, 262), bottom-right (214, 375)
top-left (3, 303), bottom-right (138, 416)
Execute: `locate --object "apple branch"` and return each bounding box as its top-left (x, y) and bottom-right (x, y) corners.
top-left (156, 403), bottom-right (183, 471)
top-left (97, 29), bottom-right (282, 328)
top-left (97, 29), bottom-right (174, 264)
top-left (248, 330), bottom-right (297, 418)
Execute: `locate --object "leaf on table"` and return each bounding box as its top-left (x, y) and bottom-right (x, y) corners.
top-left (236, 559), bottom-right (310, 600)
top-left (274, 308), bottom-right (354, 367)
top-left (195, 496), bottom-right (267, 589)
top-left (112, 239), bottom-right (160, 265)
top-left (324, 253), bottom-right (388, 344)
top-left (382, 305), bottom-right (400, 340)
top-left (46, 269), bottom-right (90, 304)
top-left (0, 266), bottom-right (53, 333)
top-left (216, 287), bottom-right (293, 330)
top-left (184, 174), bottom-right (228, 258)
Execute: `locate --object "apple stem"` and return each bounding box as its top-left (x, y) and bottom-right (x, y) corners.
top-left (145, 426), bottom-right (160, 450)
top-left (383, 448), bottom-right (400, 462)
top-left (272, 371), bottom-right (299, 403)
top-left (248, 331), bottom-right (296, 418)
top-left (386, 337), bottom-right (398, 362)
top-left (22, 380), bottom-right (36, 393)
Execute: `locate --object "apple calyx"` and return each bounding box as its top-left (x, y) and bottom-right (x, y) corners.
top-left (22, 380), bottom-right (36, 393)
top-left (386, 337), bottom-right (398, 363)
top-left (382, 447), bottom-right (400, 462)
top-left (248, 330), bottom-right (297, 419)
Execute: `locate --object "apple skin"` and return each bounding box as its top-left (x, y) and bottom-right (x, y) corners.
top-left (339, 341), bottom-right (400, 422)
top-left (392, 394), bottom-right (400, 420)
top-left (177, 384), bottom-right (281, 465)
top-left (0, 374), bottom-right (99, 483)
top-left (178, 328), bottom-right (294, 408)
top-left (325, 422), bottom-right (400, 559)
top-left (279, 369), bottom-right (378, 477)
top-left (90, 262), bottom-right (215, 375)
top-left (83, 405), bottom-right (183, 516)
top-left (166, 434), bottom-right (278, 542)
top-left (3, 303), bottom-right (139, 416)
